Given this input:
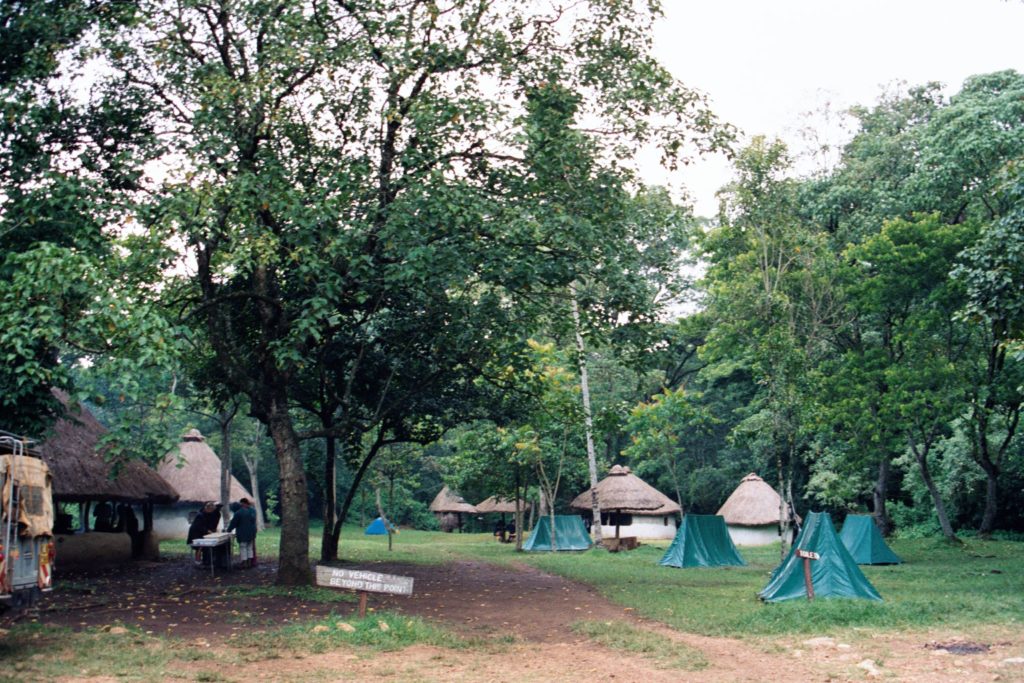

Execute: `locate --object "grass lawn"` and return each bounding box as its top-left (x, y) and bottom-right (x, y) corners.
top-left (4, 525), bottom-right (1016, 681)
top-left (274, 525), bottom-right (1024, 638)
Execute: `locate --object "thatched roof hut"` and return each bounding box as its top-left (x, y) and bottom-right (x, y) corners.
top-left (40, 390), bottom-right (179, 504)
top-left (158, 429), bottom-right (252, 504)
top-left (475, 496), bottom-right (532, 514)
top-left (716, 473), bottom-right (797, 546)
top-left (716, 473), bottom-right (792, 526)
top-left (570, 465), bottom-right (680, 514)
top-left (429, 486), bottom-right (477, 533)
top-left (429, 486), bottom-right (478, 514)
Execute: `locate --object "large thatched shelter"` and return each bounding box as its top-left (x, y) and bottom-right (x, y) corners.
top-left (570, 465), bottom-right (681, 540)
top-left (155, 429), bottom-right (253, 540)
top-left (429, 486), bottom-right (477, 532)
top-left (475, 496), bottom-right (532, 515)
top-left (39, 390), bottom-right (179, 565)
top-left (717, 473), bottom-right (797, 546)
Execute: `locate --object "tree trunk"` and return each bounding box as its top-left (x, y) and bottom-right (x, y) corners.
top-left (515, 469), bottom-right (525, 552)
top-left (978, 460), bottom-right (999, 538)
top-left (332, 437), bottom-right (385, 552)
top-left (909, 437), bottom-right (959, 543)
top-left (219, 409), bottom-right (234, 526)
top-left (242, 454), bottom-right (265, 530)
top-left (570, 285), bottom-right (602, 544)
top-left (321, 428), bottom-right (338, 562)
top-left (872, 457), bottom-right (892, 536)
top-left (267, 398), bottom-right (312, 585)
top-left (549, 506), bottom-right (557, 552)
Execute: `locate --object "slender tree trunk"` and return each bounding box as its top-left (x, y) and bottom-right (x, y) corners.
top-left (242, 454), bottom-right (265, 530)
top-left (908, 437), bottom-right (959, 543)
top-left (515, 468), bottom-right (525, 551)
top-left (333, 437), bottom-right (386, 552)
top-left (219, 409), bottom-right (234, 526)
top-left (978, 460), bottom-right (999, 538)
top-left (872, 457), bottom-right (892, 536)
top-left (321, 426), bottom-right (338, 562)
top-left (267, 397), bottom-right (312, 585)
top-left (570, 285), bottom-right (602, 544)
top-left (971, 398), bottom-right (1020, 537)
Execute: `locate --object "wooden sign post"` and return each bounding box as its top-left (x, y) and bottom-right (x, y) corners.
top-left (795, 549), bottom-right (819, 601)
top-left (315, 565), bottom-right (414, 617)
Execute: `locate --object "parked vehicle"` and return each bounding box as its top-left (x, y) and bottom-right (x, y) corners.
top-left (0, 432), bottom-right (55, 609)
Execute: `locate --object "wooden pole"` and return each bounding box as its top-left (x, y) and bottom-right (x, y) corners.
top-left (358, 591), bottom-right (368, 618)
top-left (802, 557), bottom-right (814, 601)
top-left (795, 549), bottom-right (819, 601)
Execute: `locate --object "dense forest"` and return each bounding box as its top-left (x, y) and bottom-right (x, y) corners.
top-left (1, 1), bottom-right (1020, 585)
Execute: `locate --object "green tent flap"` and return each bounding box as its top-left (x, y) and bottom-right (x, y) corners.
top-left (759, 511), bottom-right (882, 603)
top-left (522, 515), bottom-right (592, 551)
top-left (660, 514), bottom-right (746, 568)
top-left (839, 515), bottom-right (901, 565)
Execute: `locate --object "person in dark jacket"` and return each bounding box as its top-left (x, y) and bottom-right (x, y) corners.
top-left (187, 502), bottom-right (221, 564)
top-left (227, 498), bottom-right (258, 568)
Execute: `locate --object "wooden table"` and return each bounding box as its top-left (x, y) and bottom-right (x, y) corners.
top-left (190, 532), bottom-right (234, 577)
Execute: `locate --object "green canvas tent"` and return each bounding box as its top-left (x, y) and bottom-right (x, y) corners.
top-left (660, 514), bottom-right (746, 568)
top-left (759, 511), bottom-right (882, 602)
top-left (522, 515), bottom-right (592, 551)
top-left (839, 515), bottom-right (901, 565)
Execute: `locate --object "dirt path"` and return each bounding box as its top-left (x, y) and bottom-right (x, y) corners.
top-left (10, 557), bottom-right (1024, 682)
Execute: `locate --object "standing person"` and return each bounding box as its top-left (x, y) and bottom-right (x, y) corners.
top-left (228, 498), bottom-right (258, 569)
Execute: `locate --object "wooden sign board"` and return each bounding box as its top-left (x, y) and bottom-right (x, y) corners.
top-left (315, 565), bottom-right (414, 596)
top-left (795, 549), bottom-right (820, 560)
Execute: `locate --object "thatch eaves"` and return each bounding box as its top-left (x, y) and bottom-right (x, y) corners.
top-left (158, 429), bottom-right (253, 504)
top-left (570, 465), bottom-right (681, 514)
top-left (716, 473), bottom-right (793, 526)
top-left (40, 390), bottom-right (180, 504)
top-left (429, 486), bottom-right (478, 514)
top-left (475, 496), bottom-right (532, 514)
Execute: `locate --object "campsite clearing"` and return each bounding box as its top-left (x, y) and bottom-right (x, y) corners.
top-left (1, 529), bottom-right (1022, 681)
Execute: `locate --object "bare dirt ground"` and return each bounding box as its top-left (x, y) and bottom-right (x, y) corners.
top-left (7, 557), bottom-right (1024, 682)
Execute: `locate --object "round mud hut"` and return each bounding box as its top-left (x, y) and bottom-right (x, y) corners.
top-left (570, 465), bottom-right (681, 541)
top-left (155, 429), bottom-right (254, 540)
top-left (716, 473), bottom-right (798, 546)
top-left (429, 486), bottom-right (477, 532)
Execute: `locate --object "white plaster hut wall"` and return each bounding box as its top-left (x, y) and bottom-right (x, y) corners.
top-left (151, 504), bottom-right (197, 540)
top-left (725, 523), bottom-right (786, 546)
top-left (594, 511), bottom-right (678, 540)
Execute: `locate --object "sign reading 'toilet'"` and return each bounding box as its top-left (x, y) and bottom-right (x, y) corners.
top-left (315, 565), bottom-right (414, 596)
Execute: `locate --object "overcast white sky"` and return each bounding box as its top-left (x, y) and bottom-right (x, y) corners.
top-left (644, 0), bottom-right (1024, 216)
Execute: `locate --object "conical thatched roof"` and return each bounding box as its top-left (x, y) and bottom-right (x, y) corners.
top-left (39, 390), bottom-right (180, 504)
top-left (570, 465), bottom-right (681, 514)
top-left (475, 496), bottom-right (532, 514)
top-left (428, 485), bottom-right (478, 514)
top-left (158, 429), bottom-right (252, 504)
top-left (717, 473), bottom-right (793, 526)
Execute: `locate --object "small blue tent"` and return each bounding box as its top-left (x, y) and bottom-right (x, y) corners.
top-left (522, 515), bottom-right (592, 551)
top-left (364, 517), bottom-right (393, 535)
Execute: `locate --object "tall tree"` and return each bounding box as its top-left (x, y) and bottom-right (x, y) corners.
top-left (92, 0), bottom-right (728, 583)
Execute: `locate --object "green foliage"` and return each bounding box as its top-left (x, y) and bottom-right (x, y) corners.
top-left (624, 387), bottom-right (716, 506)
